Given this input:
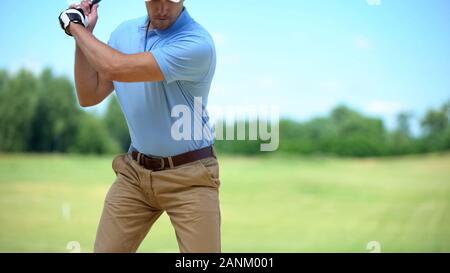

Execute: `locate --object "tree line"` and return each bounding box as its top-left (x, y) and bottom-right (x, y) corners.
top-left (0, 68), bottom-right (449, 157)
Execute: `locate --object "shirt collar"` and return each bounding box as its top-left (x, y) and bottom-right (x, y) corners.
top-left (139, 7), bottom-right (192, 36)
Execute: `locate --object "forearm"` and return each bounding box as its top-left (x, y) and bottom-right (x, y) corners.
top-left (70, 23), bottom-right (121, 78)
top-left (74, 43), bottom-right (99, 105)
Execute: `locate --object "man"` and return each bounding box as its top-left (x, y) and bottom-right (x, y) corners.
top-left (59, 0), bottom-right (220, 253)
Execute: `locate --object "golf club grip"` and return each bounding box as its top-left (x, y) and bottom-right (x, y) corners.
top-left (89, 0), bottom-right (101, 8)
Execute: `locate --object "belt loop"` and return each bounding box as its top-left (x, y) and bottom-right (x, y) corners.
top-left (137, 153), bottom-right (142, 165)
top-left (168, 156), bottom-right (174, 169)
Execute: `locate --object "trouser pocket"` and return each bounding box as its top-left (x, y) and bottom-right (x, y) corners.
top-left (197, 157), bottom-right (221, 188)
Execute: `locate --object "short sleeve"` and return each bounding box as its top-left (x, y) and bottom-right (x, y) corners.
top-left (107, 19), bottom-right (130, 50)
top-left (151, 37), bottom-right (213, 84)
top-left (107, 27), bottom-right (118, 49)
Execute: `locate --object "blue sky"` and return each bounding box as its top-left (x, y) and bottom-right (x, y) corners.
top-left (1, 0), bottom-right (449, 134)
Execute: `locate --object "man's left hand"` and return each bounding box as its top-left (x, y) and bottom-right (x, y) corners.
top-left (59, 8), bottom-right (89, 36)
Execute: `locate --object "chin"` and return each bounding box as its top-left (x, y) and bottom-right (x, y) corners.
top-left (156, 25), bottom-right (169, 30)
top-left (152, 20), bottom-right (173, 30)
top-left (158, 24), bottom-right (171, 30)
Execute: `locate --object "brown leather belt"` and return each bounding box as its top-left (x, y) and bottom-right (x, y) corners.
top-left (131, 145), bottom-right (216, 171)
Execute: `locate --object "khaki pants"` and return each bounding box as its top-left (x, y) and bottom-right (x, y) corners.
top-left (94, 153), bottom-right (221, 253)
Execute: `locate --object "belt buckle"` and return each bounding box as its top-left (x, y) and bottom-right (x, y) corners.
top-left (154, 157), bottom-right (165, 171)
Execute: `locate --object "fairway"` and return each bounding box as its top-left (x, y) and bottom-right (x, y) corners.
top-left (0, 153), bottom-right (449, 253)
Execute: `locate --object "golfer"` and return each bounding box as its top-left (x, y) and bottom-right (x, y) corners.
top-left (59, 0), bottom-right (220, 253)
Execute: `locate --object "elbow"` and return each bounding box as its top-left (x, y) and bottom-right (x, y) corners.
top-left (100, 52), bottom-right (122, 81)
top-left (79, 101), bottom-right (96, 108)
top-left (78, 97), bottom-right (99, 108)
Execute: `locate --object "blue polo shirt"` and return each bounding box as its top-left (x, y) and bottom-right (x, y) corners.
top-left (108, 8), bottom-right (216, 157)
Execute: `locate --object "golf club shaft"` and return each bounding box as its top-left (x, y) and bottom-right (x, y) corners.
top-left (89, 0), bottom-right (101, 8)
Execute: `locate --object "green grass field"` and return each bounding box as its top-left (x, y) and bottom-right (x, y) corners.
top-left (0, 152), bottom-right (449, 253)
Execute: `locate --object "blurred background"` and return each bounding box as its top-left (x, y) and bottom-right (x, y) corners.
top-left (0, 0), bottom-right (449, 252)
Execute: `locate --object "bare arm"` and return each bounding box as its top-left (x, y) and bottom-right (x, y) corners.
top-left (70, 2), bottom-right (113, 107)
top-left (70, 23), bottom-right (164, 83)
top-left (74, 44), bottom-right (113, 107)
top-left (68, 1), bottom-right (162, 106)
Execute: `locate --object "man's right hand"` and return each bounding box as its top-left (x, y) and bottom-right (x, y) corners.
top-left (71, 0), bottom-right (99, 33)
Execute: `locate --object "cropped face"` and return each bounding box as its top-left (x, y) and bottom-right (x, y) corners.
top-left (145, 0), bottom-right (184, 30)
